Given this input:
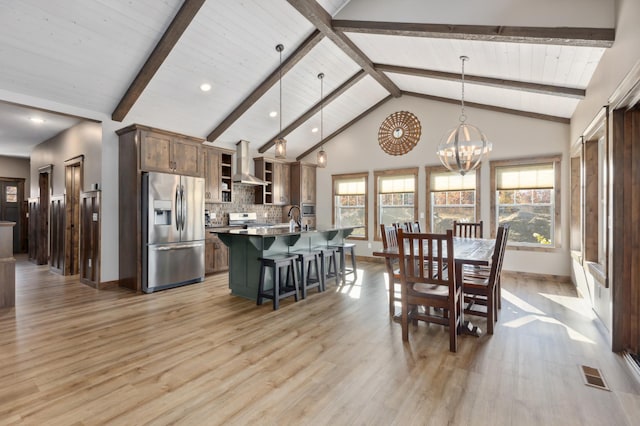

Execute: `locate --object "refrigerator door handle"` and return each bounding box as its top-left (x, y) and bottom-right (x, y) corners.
top-left (175, 185), bottom-right (181, 232)
top-left (180, 184), bottom-right (186, 231)
top-left (153, 242), bottom-right (204, 251)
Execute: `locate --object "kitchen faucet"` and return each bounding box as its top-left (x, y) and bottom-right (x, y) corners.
top-left (287, 205), bottom-right (302, 229)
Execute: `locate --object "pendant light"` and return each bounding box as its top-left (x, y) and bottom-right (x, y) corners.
top-left (316, 72), bottom-right (327, 168)
top-left (274, 44), bottom-right (287, 159)
top-left (436, 56), bottom-right (492, 176)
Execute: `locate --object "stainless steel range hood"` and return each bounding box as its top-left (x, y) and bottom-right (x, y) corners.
top-left (232, 140), bottom-right (266, 186)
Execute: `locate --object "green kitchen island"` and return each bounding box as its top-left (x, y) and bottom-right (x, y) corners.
top-left (214, 226), bottom-right (358, 300)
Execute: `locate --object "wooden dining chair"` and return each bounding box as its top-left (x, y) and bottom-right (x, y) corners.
top-left (404, 221), bottom-right (421, 232)
top-left (381, 224), bottom-right (401, 317)
top-left (453, 220), bottom-right (483, 238)
top-left (462, 224), bottom-right (509, 334)
top-left (397, 229), bottom-right (462, 352)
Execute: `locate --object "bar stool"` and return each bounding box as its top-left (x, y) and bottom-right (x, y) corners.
top-left (329, 242), bottom-right (357, 284)
top-left (315, 246), bottom-right (339, 286)
top-left (292, 249), bottom-right (324, 299)
top-left (257, 253), bottom-right (300, 310)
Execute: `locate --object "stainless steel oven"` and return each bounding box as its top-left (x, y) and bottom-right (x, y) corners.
top-left (301, 203), bottom-right (315, 217)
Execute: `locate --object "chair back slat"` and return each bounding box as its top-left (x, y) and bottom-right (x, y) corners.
top-left (397, 229), bottom-right (453, 287)
top-left (381, 224), bottom-right (399, 249)
top-left (453, 220), bottom-right (483, 238)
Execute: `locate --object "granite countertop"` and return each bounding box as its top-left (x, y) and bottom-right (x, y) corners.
top-left (212, 227), bottom-right (317, 237)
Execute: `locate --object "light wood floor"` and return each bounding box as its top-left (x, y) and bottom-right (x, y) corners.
top-left (1, 257), bottom-right (639, 425)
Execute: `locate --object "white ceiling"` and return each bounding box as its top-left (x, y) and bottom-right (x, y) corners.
top-left (0, 0), bottom-right (614, 159)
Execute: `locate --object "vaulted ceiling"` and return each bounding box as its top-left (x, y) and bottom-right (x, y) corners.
top-left (0, 0), bottom-right (615, 159)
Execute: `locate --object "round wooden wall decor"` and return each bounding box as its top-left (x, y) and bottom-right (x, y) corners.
top-left (378, 111), bottom-right (422, 156)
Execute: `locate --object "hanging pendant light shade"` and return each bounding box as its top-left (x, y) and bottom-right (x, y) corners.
top-left (316, 72), bottom-right (327, 168)
top-left (437, 56), bottom-right (491, 176)
top-left (274, 44), bottom-right (287, 159)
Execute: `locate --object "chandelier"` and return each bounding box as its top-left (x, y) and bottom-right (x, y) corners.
top-left (436, 56), bottom-right (491, 175)
top-left (317, 72), bottom-right (327, 168)
top-left (274, 44), bottom-right (286, 159)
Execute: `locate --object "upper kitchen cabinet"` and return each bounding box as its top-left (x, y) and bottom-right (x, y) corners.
top-left (290, 162), bottom-right (316, 205)
top-left (134, 126), bottom-right (203, 177)
top-left (254, 157), bottom-right (290, 205)
top-left (203, 146), bottom-right (234, 203)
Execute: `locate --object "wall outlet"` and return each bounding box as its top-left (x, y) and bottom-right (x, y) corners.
top-left (264, 212), bottom-right (268, 217)
top-left (367, 242), bottom-right (372, 249)
top-left (211, 212), bottom-right (216, 219)
top-left (420, 212), bottom-right (425, 219)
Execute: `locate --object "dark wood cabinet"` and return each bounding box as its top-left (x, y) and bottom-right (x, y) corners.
top-left (205, 232), bottom-right (228, 274)
top-left (203, 147), bottom-right (234, 203)
top-left (254, 158), bottom-right (290, 205)
top-left (139, 128), bottom-right (203, 177)
top-left (290, 161), bottom-right (316, 205)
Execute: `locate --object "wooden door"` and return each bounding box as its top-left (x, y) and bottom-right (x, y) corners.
top-left (80, 191), bottom-right (100, 287)
top-left (140, 130), bottom-right (172, 172)
top-left (0, 179), bottom-right (24, 253)
top-left (172, 139), bottom-right (202, 176)
top-left (50, 195), bottom-right (65, 274)
top-left (28, 198), bottom-right (39, 262)
top-left (65, 162), bottom-right (82, 275)
top-left (37, 170), bottom-right (50, 265)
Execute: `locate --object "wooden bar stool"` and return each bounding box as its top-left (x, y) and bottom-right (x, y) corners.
top-left (292, 249), bottom-right (324, 299)
top-left (257, 253), bottom-right (300, 310)
top-left (329, 242), bottom-right (357, 284)
top-left (315, 246), bottom-right (339, 287)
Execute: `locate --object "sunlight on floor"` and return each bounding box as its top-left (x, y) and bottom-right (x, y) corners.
top-left (538, 292), bottom-right (596, 319)
top-left (336, 268), bottom-right (365, 299)
top-left (502, 289), bottom-right (595, 344)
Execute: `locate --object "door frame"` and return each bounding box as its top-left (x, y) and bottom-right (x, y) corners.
top-left (37, 164), bottom-right (53, 265)
top-left (64, 155), bottom-right (84, 275)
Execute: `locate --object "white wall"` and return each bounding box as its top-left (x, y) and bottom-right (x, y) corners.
top-left (336, 0), bottom-right (615, 27)
top-left (0, 155), bottom-right (30, 198)
top-left (30, 121), bottom-right (102, 197)
top-left (315, 95), bottom-right (571, 276)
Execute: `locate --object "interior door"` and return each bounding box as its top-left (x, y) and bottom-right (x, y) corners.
top-left (65, 163), bottom-right (82, 275)
top-left (0, 179), bottom-right (23, 253)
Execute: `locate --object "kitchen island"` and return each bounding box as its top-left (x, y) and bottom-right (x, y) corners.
top-left (214, 226), bottom-right (358, 300)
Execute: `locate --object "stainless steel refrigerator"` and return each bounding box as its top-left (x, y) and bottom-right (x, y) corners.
top-left (142, 172), bottom-right (205, 293)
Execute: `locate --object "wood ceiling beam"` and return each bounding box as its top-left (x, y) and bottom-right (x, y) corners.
top-left (258, 70), bottom-right (367, 153)
top-left (206, 30), bottom-right (324, 142)
top-left (111, 0), bottom-right (206, 122)
top-left (403, 91), bottom-right (570, 124)
top-left (333, 20), bottom-right (615, 48)
top-left (296, 95), bottom-right (393, 161)
top-left (376, 64), bottom-right (585, 99)
top-left (286, 0), bottom-right (401, 97)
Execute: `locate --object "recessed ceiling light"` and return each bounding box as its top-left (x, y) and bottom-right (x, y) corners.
top-left (200, 83), bottom-right (212, 92)
top-left (29, 117), bottom-right (45, 124)
top-left (269, 111), bottom-right (277, 118)
top-left (311, 127), bottom-right (319, 133)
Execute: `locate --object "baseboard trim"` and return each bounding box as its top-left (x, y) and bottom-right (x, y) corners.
top-left (97, 279), bottom-right (124, 290)
top-left (501, 270), bottom-right (571, 284)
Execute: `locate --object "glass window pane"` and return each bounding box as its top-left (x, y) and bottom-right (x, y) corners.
top-left (498, 189), bottom-right (553, 245)
top-left (6, 186), bottom-right (17, 203)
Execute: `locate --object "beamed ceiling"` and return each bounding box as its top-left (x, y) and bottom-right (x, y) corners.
top-left (0, 0), bottom-right (614, 159)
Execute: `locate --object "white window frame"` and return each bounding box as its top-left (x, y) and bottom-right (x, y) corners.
top-left (332, 172), bottom-right (368, 240)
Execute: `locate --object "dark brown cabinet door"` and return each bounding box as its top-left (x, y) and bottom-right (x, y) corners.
top-left (172, 139), bottom-right (202, 176)
top-left (204, 148), bottom-right (221, 202)
top-left (140, 131), bottom-right (172, 172)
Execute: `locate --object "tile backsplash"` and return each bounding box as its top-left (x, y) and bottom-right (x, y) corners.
top-left (205, 184), bottom-right (285, 225)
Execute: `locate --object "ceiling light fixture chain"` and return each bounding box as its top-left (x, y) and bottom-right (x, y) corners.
top-left (274, 43), bottom-right (286, 159)
top-left (317, 72), bottom-right (327, 168)
top-left (436, 55), bottom-right (492, 176)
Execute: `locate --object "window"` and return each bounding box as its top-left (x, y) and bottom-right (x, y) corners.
top-left (491, 156), bottom-right (561, 248)
top-left (5, 186), bottom-right (17, 203)
top-left (426, 166), bottom-right (479, 233)
top-left (332, 173), bottom-right (368, 239)
top-left (374, 168), bottom-right (418, 239)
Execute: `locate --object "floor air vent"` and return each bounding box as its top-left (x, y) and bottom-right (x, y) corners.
top-left (580, 365), bottom-right (610, 391)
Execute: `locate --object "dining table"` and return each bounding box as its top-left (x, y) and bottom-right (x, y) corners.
top-left (372, 236), bottom-right (496, 336)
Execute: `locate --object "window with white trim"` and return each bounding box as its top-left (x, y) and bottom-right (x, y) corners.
top-left (374, 168), bottom-right (418, 239)
top-left (427, 167), bottom-right (478, 233)
top-left (491, 156), bottom-right (561, 247)
top-left (332, 173), bottom-right (367, 239)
